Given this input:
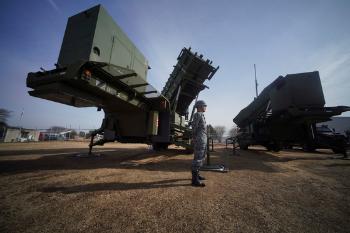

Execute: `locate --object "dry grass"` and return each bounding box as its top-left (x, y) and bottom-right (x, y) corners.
top-left (0, 142), bottom-right (349, 233)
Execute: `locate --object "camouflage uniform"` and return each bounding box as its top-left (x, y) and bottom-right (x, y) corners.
top-left (192, 111), bottom-right (207, 170)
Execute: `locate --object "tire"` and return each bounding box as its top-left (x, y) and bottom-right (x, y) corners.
top-left (152, 143), bottom-right (169, 151)
top-left (332, 148), bottom-right (345, 154)
top-left (302, 144), bottom-right (316, 152)
top-left (266, 144), bottom-right (281, 152)
top-left (185, 148), bottom-right (194, 154)
top-left (272, 146), bottom-right (281, 152)
top-left (239, 143), bottom-right (248, 150)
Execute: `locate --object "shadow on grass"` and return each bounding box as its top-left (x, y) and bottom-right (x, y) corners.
top-left (223, 147), bottom-right (336, 162)
top-left (0, 148), bottom-right (192, 174)
top-left (2, 146), bottom-right (335, 175)
top-left (0, 148), bottom-right (90, 156)
top-left (215, 146), bottom-right (345, 173)
top-left (40, 179), bottom-right (190, 193)
top-left (324, 163), bottom-right (350, 167)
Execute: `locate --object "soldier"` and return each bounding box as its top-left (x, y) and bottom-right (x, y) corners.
top-left (191, 100), bottom-right (207, 187)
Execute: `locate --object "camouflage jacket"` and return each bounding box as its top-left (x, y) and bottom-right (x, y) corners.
top-left (192, 112), bottom-right (207, 143)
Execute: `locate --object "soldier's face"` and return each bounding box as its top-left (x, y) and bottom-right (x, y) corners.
top-left (197, 106), bottom-right (207, 112)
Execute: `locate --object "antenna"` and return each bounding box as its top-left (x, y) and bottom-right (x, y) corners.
top-left (254, 64), bottom-right (258, 97)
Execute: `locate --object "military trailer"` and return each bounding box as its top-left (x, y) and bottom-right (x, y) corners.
top-left (312, 125), bottom-right (349, 153)
top-left (26, 5), bottom-right (218, 153)
top-left (233, 71), bottom-right (350, 154)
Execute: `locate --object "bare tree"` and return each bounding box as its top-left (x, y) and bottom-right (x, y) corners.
top-left (214, 126), bottom-right (226, 143)
top-left (228, 126), bottom-right (239, 138)
top-left (79, 131), bottom-right (86, 138)
top-left (48, 126), bottom-right (67, 133)
top-left (0, 108), bottom-right (11, 124)
top-left (69, 130), bottom-right (78, 139)
top-left (207, 124), bottom-right (217, 139)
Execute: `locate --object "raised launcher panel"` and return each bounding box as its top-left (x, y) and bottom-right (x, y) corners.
top-left (162, 48), bottom-right (219, 116)
top-left (269, 71), bottom-right (325, 112)
top-left (58, 4), bottom-right (149, 81)
top-left (233, 71), bottom-right (326, 128)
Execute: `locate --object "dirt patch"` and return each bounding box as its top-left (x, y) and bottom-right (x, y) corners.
top-left (0, 142), bottom-right (349, 233)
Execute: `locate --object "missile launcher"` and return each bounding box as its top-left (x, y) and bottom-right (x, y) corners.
top-left (233, 71), bottom-right (349, 154)
top-left (26, 5), bottom-right (219, 153)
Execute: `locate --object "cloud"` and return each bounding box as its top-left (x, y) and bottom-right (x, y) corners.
top-left (47, 0), bottom-right (61, 13)
top-left (309, 42), bottom-right (350, 82)
top-left (304, 41), bottom-right (350, 107)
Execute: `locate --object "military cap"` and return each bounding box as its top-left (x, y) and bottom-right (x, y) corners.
top-left (195, 100), bottom-right (207, 108)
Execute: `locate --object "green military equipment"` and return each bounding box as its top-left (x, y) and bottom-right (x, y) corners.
top-left (162, 49), bottom-right (217, 116)
top-left (58, 5), bottom-right (149, 81)
top-left (233, 71), bottom-right (350, 154)
top-left (26, 5), bottom-right (219, 154)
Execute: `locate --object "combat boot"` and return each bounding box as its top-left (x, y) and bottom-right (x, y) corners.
top-left (191, 170), bottom-right (205, 187)
top-left (198, 172), bottom-right (206, 180)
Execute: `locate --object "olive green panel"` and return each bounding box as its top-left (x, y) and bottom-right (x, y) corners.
top-left (162, 47), bottom-right (218, 115)
top-left (58, 6), bottom-right (99, 66)
top-left (270, 71), bottom-right (325, 112)
top-left (92, 5), bottom-right (149, 81)
top-left (174, 113), bottom-right (186, 127)
top-left (234, 71), bottom-right (325, 127)
top-left (58, 5), bottom-right (149, 81)
top-left (114, 112), bottom-right (147, 137)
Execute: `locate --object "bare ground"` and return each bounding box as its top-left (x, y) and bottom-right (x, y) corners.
top-left (0, 141), bottom-right (349, 233)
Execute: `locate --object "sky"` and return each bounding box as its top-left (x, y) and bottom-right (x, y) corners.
top-left (0, 0), bottom-right (349, 132)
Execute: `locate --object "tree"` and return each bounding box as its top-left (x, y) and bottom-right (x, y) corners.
top-left (207, 124), bottom-right (217, 139)
top-left (228, 127), bottom-right (239, 138)
top-left (0, 108), bottom-right (11, 124)
top-left (214, 126), bottom-right (226, 143)
top-left (86, 130), bottom-right (95, 139)
top-left (0, 109), bottom-right (9, 140)
top-left (48, 126), bottom-right (67, 133)
top-left (69, 130), bottom-right (78, 139)
top-left (79, 131), bottom-right (86, 138)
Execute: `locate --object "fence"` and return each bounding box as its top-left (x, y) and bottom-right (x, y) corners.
top-left (0, 127), bottom-right (97, 143)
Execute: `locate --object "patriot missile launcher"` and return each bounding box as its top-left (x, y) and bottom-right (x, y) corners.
top-left (233, 71), bottom-right (350, 154)
top-left (26, 5), bottom-right (218, 154)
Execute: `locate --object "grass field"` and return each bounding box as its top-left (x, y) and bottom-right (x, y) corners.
top-left (0, 141), bottom-right (349, 233)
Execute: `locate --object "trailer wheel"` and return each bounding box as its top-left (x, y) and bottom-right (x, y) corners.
top-left (303, 144), bottom-right (315, 152)
top-left (185, 148), bottom-right (194, 154)
top-left (239, 143), bottom-right (248, 150)
top-left (272, 145), bottom-right (281, 152)
top-left (332, 148), bottom-right (345, 154)
top-left (152, 143), bottom-right (169, 151)
top-left (265, 143), bottom-right (280, 152)
top-left (265, 145), bottom-right (273, 151)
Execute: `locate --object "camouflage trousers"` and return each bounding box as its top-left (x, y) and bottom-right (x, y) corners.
top-left (191, 142), bottom-right (207, 171)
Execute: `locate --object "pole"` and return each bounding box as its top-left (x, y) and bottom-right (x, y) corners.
top-left (69, 124), bottom-right (72, 140)
top-left (254, 64), bottom-right (258, 97)
top-left (189, 94), bottom-right (199, 124)
top-left (233, 137), bottom-right (236, 155)
top-left (18, 108), bottom-right (24, 141)
top-left (206, 125), bottom-right (210, 165)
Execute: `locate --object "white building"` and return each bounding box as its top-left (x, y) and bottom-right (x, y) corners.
top-left (3, 127), bottom-right (40, 142)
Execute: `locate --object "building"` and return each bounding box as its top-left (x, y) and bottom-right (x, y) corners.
top-left (0, 123), bottom-right (7, 142)
top-left (2, 127), bottom-right (40, 143)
